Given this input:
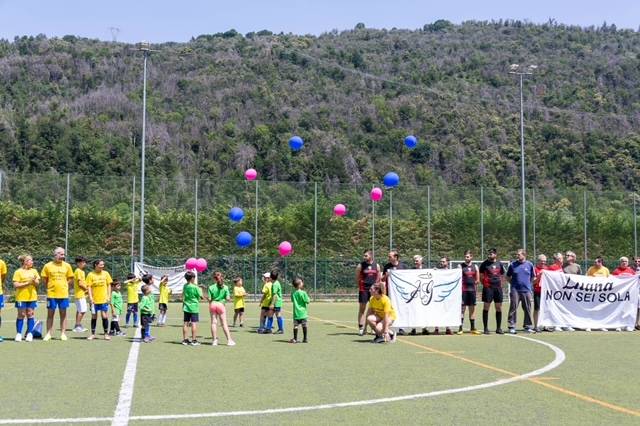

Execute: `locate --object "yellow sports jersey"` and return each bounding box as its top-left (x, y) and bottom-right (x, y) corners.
top-left (159, 283), bottom-right (172, 304)
top-left (233, 286), bottom-right (246, 310)
top-left (86, 270), bottom-right (113, 304)
top-left (261, 282), bottom-right (272, 308)
top-left (587, 266), bottom-right (610, 277)
top-left (13, 268), bottom-right (40, 302)
top-left (0, 259), bottom-right (7, 295)
top-left (368, 295), bottom-right (397, 321)
top-left (41, 261), bottom-right (74, 298)
top-left (126, 279), bottom-right (141, 303)
top-left (74, 268), bottom-right (87, 299)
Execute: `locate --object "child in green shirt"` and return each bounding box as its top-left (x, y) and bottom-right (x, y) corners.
top-left (109, 280), bottom-right (125, 337)
top-left (289, 277), bottom-right (310, 343)
top-left (182, 271), bottom-right (202, 346)
top-left (139, 284), bottom-right (156, 343)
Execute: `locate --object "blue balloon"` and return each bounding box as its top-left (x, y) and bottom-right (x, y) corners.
top-left (289, 135), bottom-right (304, 151)
top-left (383, 172), bottom-right (400, 188)
top-left (404, 135), bottom-right (418, 149)
top-left (236, 231), bottom-right (253, 248)
top-left (228, 207), bottom-right (244, 222)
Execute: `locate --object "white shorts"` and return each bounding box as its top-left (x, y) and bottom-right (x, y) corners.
top-left (75, 298), bottom-right (87, 313)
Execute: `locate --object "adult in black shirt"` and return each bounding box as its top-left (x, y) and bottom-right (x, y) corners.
top-left (479, 248), bottom-right (505, 334)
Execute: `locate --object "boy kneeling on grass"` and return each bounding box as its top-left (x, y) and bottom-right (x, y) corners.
top-left (289, 277), bottom-right (310, 343)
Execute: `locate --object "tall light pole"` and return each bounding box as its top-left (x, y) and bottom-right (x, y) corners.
top-left (138, 41), bottom-right (155, 263)
top-left (509, 63), bottom-right (536, 250)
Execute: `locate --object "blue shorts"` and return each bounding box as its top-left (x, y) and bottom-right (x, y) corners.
top-left (93, 303), bottom-right (109, 313)
top-left (47, 298), bottom-right (70, 310)
top-left (15, 301), bottom-right (37, 309)
top-left (0, 294), bottom-right (4, 309)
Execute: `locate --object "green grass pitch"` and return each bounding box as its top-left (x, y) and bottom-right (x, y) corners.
top-left (0, 302), bottom-right (638, 425)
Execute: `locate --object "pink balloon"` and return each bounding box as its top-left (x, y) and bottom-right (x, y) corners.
top-left (333, 203), bottom-right (347, 216)
top-left (185, 257), bottom-right (198, 270)
top-left (245, 168), bottom-right (257, 181)
top-left (278, 241), bottom-right (293, 257)
top-left (370, 187), bottom-right (383, 202)
top-left (195, 258), bottom-right (208, 273)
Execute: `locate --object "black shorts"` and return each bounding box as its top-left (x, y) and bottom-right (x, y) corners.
top-left (159, 303), bottom-right (168, 311)
top-left (482, 287), bottom-right (503, 304)
top-left (261, 306), bottom-right (271, 312)
top-left (533, 293), bottom-right (541, 311)
top-left (462, 291), bottom-right (476, 306)
top-left (235, 307), bottom-right (245, 313)
top-left (183, 312), bottom-right (199, 323)
top-left (294, 318), bottom-right (308, 326)
top-left (358, 288), bottom-right (371, 304)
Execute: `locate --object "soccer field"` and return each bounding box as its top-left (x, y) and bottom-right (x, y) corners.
top-left (0, 302), bottom-right (638, 425)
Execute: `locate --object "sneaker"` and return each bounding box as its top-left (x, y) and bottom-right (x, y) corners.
top-left (212, 339), bottom-right (219, 346)
top-left (410, 329), bottom-right (417, 336)
top-left (483, 329), bottom-right (490, 335)
top-left (149, 336), bottom-right (156, 341)
top-left (397, 329), bottom-right (406, 336)
top-left (496, 329), bottom-right (504, 335)
top-left (456, 329), bottom-right (464, 335)
top-left (422, 328), bottom-right (430, 335)
top-left (302, 339), bottom-right (308, 343)
top-left (80, 327), bottom-right (88, 332)
top-left (389, 331), bottom-right (396, 343)
top-left (60, 333), bottom-right (68, 341)
top-left (25, 333), bottom-right (33, 342)
top-left (117, 331), bottom-right (127, 337)
top-left (227, 340), bottom-right (236, 346)
top-left (508, 328), bottom-right (517, 335)
top-left (358, 328), bottom-right (365, 336)
top-left (471, 329), bottom-right (482, 335)
top-left (142, 337), bottom-right (151, 343)
top-left (600, 328), bottom-right (608, 332)
top-left (625, 326), bottom-right (634, 332)
top-left (182, 339), bottom-right (191, 346)
top-left (15, 333), bottom-right (22, 342)
top-left (585, 328), bottom-right (591, 332)
top-left (615, 328), bottom-right (622, 332)
top-left (635, 325), bottom-right (640, 331)
top-left (190, 340), bottom-right (200, 346)
top-left (564, 327), bottom-right (575, 332)
top-left (445, 328), bottom-right (453, 335)
top-left (275, 330), bottom-right (284, 335)
top-left (525, 328), bottom-right (535, 334)
top-left (87, 335), bottom-right (95, 340)
top-left (104, 334), bottom-right (111, 340)
top-left (534, 327), bottom-right (542, 333)
top-left (289, 339), bottom-right (297, 344)
top-left (372, 335), bottom-right (384, 344)
top-left (554, 326), bottom-right (563, 332)
top-left (0, 336), bottom-right (3, 342)
top-left (43, 333), bottom-right (52, 342)
top-left (72, 326), bottom-right (80, 333)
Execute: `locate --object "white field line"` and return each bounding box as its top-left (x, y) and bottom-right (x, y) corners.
top-left (111, 326), bottom-right (143, 426)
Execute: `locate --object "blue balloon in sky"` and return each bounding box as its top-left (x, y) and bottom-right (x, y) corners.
top-left (404, 135), bottom-right (418, 149)
top-left (383, 172), bottom-right (400, 188)
top-left (228, 207), bottom-right (245, 222)
top-left (236, 231), bottom-right (253, 248)
top-left (289, 135), bottom-right (304, 151)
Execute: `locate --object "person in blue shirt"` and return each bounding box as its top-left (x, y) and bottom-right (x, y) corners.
top-left (506, 249), bottom-right (535, 334)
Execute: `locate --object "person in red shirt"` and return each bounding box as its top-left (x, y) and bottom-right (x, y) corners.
top-left (612, 256), bottom-right (636, 332)
top-left (532, 254), bottom-right (548, 332)
top-left (547, 252), bottom-right (563, 272)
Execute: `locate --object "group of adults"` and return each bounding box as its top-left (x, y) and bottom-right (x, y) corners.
top-left (356, 248), bottom-right (640, 342)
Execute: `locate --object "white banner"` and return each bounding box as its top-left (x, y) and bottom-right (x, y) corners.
top-left (133, 262), bottom-right (195, 295)
top-left (388, 269), bottom-right (462, 328)
top-left (539, 271), bottom-right (639, 328)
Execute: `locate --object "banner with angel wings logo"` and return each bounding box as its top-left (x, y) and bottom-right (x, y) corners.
top-left (388, 269), bottom-right (462, 328)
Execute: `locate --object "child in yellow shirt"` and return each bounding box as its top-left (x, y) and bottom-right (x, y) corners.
top-left (232, 277), bottom-right (247, 327)
top-left (157, 275), bottom-right (172, 326)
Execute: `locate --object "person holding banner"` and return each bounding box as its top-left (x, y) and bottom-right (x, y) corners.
top-left (533, 254), bottom-right (548, 332)
top-left (356, 250), bottom-right (381, 336)
top-left (480, 248), bottom-right (505, 335)
top-left (507, 249), bottom-right (535, 334)
top-left (587, 257), bottom-right (610, 278)
top-left (635, 257), bottom-right (640, 330)
top-left (611, 257), bottom-right (635, 332)
top-left (433, 257), bottom-right (453, 335)
top-left (562, 251), bottom-right (582, 275)
top-left (366, 283), bottom-right (396, 344)
top-left (548, 253), bottom-right (574, 332)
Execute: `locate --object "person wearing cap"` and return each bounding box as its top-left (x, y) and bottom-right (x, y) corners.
top-left (506, 249), bottom-right (535, 334)
top-left (257, 272), bottom-right (273, 334)
top-left (611, 257), bottom-right (635, 332)
top-left (563, 251), bottom-right (582, 275)
top-left (479, 248), bottom-right (506, 334)
top-left (532, 254), bottom-right (548, 332)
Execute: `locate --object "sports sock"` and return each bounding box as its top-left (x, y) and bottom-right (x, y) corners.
top-left (102, 317), bottom-right (109, 333)
top-left (109, 321), bottom-right (116, 334)
top-left (302, 326), bottom-right (308, 341)
top-left (293, 327), bottom-right (298, 341)
top-left (16, 318), bottom-right (24, 334)
top-left (470, 319), bottom-right (476, 330)
top-left (266, 316), bottom-right (273, 330)
top-left (27, 318), bottom-right (35, 334)
top-left (496, 311), bottom-right (502, 330)
top-left (459, 318), bottom-right (464, 332)
top-left (125, 311), bottom-right (131, 325)
top-left (482, 310), bottom-right (489, 330)
top-left (91, 318), bottom-right (97, 334)
top-left (277, 317), bottom-right (284, 331)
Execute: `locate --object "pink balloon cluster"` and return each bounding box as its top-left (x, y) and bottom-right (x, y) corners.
top-left (185, 257), bottom-right (208, 273)
top-left (278, 241), bottom-right (293, 257)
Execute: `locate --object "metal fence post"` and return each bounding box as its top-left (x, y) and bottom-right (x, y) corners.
top-left (634, 194), bottom-right (638, 259)
top-left (64, 173), bottom-right (70, 254)
top-left (372, 198), bottom-right (376, 263)
top-left (130, 175), bottom-right (136, 270)
top-left (194, 178), bottom-right (199, 257)
top-left (427, 185), bottom-right (431, 267)
top-left (532, 188), bottom-right (536, 258)
top-left (583, 190), bottom-right (588, 270)
top-left (254, 180), bottom-right (259, 296)
top-left (480, 186), bottom-right (484, 256)
top-left (389, 189), bottom-right (393, 250)
top-left (313, 182), bottom-right (318, 300)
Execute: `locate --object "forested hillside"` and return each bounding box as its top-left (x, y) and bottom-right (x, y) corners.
top-left (1, 20), bottom-right (640, 190)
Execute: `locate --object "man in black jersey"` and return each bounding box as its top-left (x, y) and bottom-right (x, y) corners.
top-left (355, 250), bottom-right (380, 336)
top-left (479, 248), bottom-right (506, 335)
top-left (458, 250), bottom-right (481, 335)
top-left (382, 250), bottom-right (408, 334)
